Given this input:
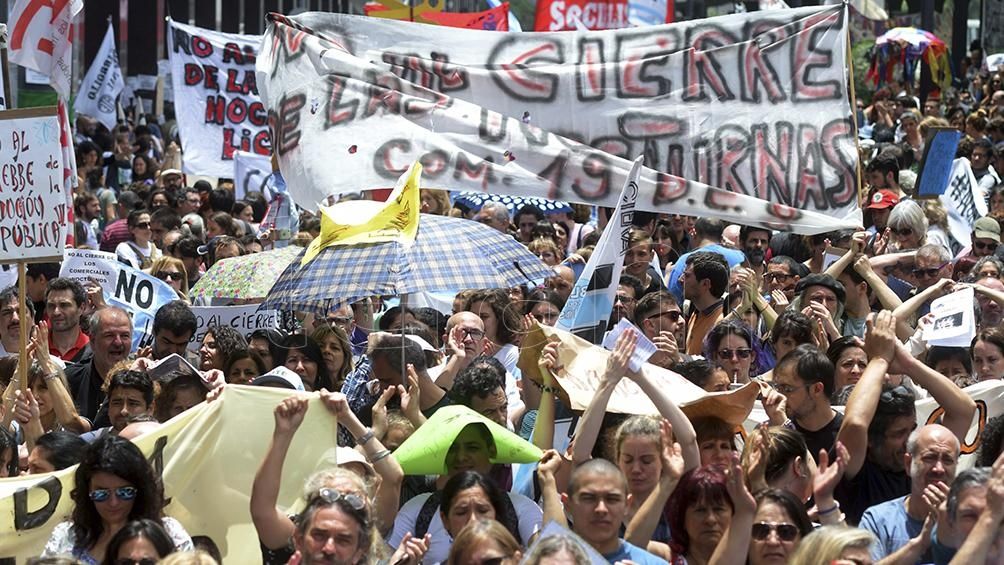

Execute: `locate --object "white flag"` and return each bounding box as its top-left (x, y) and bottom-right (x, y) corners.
top-left (233, 150), bottom-right (273, 200)
top-left (940, 157), bottom-right (987, 250)
top-left (8, 0), bottom-right (82, 99)
top-left (74, 22), bottom-right (123, 130)
top-left (556, 156), bottom-right (642, 344)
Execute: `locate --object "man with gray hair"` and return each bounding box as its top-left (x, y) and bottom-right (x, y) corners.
top-left (860, 423), bottom-right (960, 561)
top-left (473, 201), bottom-right (511, 234)
top-left (927, 467), bottom-right (993, 563)
top-left (899, 243), bottom-right (955, 319)
top-left (64, 307), bottom-right (133, 424)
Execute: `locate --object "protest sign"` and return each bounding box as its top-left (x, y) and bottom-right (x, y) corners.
top-left (925, 287), bottom-right (977, 348)
top-left (628, 0), bottom-right (670, 26)
top-left (168, 20), bottom-right (269, 178)
top-left (233, 150), bottom-right (272, 200)
top-left (916, 128), bottom-right (962, 198)
top-left (535, 0), bottom-right (629, 30)
top-left (393, 405), bottom-right (543, 475)
top-left (602, 318), bottom-right (656, 371)
top-left (58, 248), bottom-right (120, 296)
top-left (106, 263), bottom-right (179, 352)
top-left (557, 158), bottom-right (639, 343)
top-left (188, 304), bottom-right (278, 351)
top-left (0, 107), bottom-right (70, 262)
top-left (257, 7), bottom-right (861, 234)
top-left (0, 386), bottom-right (338, 562)
top-left (74, 22), bottom-right (124, 131)
top-left (940, 158), bottom-right (987, 249)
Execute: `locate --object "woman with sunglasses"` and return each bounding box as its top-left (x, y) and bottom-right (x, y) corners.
top-left (43, 435), bottom-right (192, 564)
top-left (148, 257), bottom-right (189, 301)
top-left (102, 519), bottom-right (176, 565)
top-left (747, 489), bottom-right (813, 565)
top-left (885, 200), bottom-right (928, 253)
top-left (116, 209), bottom-right (161, 270)
top-left (702, 321), bottom-right (768, 385)
top-left (523, 288), bottom-right (565, 327)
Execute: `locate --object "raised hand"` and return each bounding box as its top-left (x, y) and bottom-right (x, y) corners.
top-left (864, 310), bottom-right (898, 364)
top-left (399, 365), bottom-right (422, 422)
top-left (13, 389), bottom-right (40, 425)
top-left (273, 395), bottom-right (309, 435)
top-left (814, 441), bottom-right (849, 501)
top-left (537, 449), bottom-right (563, 482)
top-left (389, 532), bottom-right (432, 565)
top-left (605, 329), bottom-right (637, 381)
top-left (371, 386), bottom-right (397, 441)
top-left (724, 451), bottom-right (756, 516)
top-left (660, 420), bottom-right (685, 484)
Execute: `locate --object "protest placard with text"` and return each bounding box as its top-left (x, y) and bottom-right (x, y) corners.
top-left (188, 304), bottom-right (277, 351)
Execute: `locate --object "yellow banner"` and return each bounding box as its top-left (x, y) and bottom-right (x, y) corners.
top-left (301, 162), bottom-right (422, 266)
top-left (0, 386), bottom-right (338, 562)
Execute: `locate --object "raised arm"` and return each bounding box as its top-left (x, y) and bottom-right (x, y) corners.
top-left (32, 325), bottom-right (89, 433)
top-left (536, 449), bottom-right (568, 528)
top-left (250, 395), bottom-right (307, 549)
top-left (531, 340), bottom-right (560, 451)
top-left (893, 341), bottom-right (977, 442)
top-left (626, 368), bottom-right (700, 471)
top-left (837, 311), bottom-right (896, 479)
top-left (892, 278), bottom-right (954, 323)
top-left (626, 420), bottom-right (685, 546)
top-left (570, 331), bottom-right (635, 465)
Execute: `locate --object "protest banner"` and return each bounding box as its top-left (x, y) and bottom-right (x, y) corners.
top-left (0, 386), bottom-right (338, 562)
top-left (916, 128), bottom-right (962, 198)
top-left (74, 22), bottom-right (124, 131)
top-left (106, 262), bottom-right (179, 352)
top-left (556, 158), bottom-right (639, 343)
top-left (58, 248), bottom-right (120, 296)
top-left (167, 20), bottom-right (269, 178)
top-left (0, 108), bottom-right (70, 261)
top-left (233, 150), bottom-right (272, 200)
top-left (940, 157), bottom-right (987, 249)
top-left (7, 0), bottom-right (81, 98)
top-left (188, 304), bottom-right (277, 351)
top-left (628, 0), bottom-right (671, 26)
top-left (257, 7), bottom-right (862, 233)
top-left (535, 0), bottom-right (629, 30)
top-left (364, 0), bottom-right (445, 21)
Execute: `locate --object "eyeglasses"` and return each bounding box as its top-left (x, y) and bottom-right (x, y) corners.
top-left (911, 261), bottom-right (950, 278)
top-left (462, 328), bottom-right (486, 340)
top-left (89, 486), bottom-right (138, 503)
top-left (615, 294), bottom-right (636, 304)
top-left (156, 271), bottom-right (184, 282)
top-left (647, 310), bottom-right (682, 323)
top-left (133, 222), bottom-right (151, 229)
top-left (751, 522), bottom-right (799, 542)
top-left (890, 227), bottom-right (914, 237)
top-left (717, 348), bottom-right (752, 360)
top-left (763, 272), bottom-right (793, 283)
top-left (309, 487), bottom-right (367, 511)
top-left (974, 240), bottom-right (997, 251)
top-left (116, 559), bottom-right (157, 565)
top-left (770, 382), bottom-right (811, 395)
top-left (328, 315), bottom-right (353, 325)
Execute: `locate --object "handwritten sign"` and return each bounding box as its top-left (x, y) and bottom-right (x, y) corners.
top-left (59, 248), bottom-right (120, 296)
top-left (917, 128), bottom-right (962, 198)
top-left (188, 304), bottom-right (277, 351)
top-left (0, 107), bottom-right (68, 261)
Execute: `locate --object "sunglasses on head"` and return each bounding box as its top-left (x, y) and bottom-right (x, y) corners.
top-left (751, 522), bottom-right (799, 542)
top-left (89, 486), bottom-right (138, 503)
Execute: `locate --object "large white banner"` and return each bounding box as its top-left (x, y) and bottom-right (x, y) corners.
top-left (7, 0), bottom-right (81, 98)
top-left (168, 20), bottom-right (269, 178)
top-left (257, 7), bottom-right (861, 233)
top-left (74, 22), bottom-right (123, 131)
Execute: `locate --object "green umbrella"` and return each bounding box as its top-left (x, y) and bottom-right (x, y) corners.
top-left (190, 245), bottom-right (303, 301)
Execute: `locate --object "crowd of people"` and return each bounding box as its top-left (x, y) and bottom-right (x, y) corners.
top-left (3, 31), bottom-right (1004, 565)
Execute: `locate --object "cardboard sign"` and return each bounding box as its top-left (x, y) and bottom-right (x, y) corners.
top-left (916, 128), bottom-right (962, 198)
top-left (925, 287), bottom-right (977, 348)
top-left (168, 20), bottom-right (268, 178)
top-left (106, 263), bottom-right (180, 352)
top-left (58, 248), bottom-right (120, 296)
top-left (188, 304), bottom-right (277, 351)
top-left (0, 107), bottom-right (69, 262)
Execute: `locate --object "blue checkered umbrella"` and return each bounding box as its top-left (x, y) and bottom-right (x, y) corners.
top-left (260, 214), bottom-right (554, 315)
top-left (453, 192), bottom-right (573, 215)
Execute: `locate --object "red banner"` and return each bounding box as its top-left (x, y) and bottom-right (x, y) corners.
top-left (421, 4), bottom-right (509, 30)
top-left (534, 0), bottom-right (628, 31)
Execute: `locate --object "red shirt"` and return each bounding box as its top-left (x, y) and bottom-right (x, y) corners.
top-left (50, 330), bottom-right (90, 363)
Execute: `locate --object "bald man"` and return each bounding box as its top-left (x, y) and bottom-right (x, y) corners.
top-left (546, 265), bottom-right (575, 302)
top-left (65, 307), bottom-right (133, 424)
top-left (860, 424), bottom-right (960, 561)
top-left (975, 277), bottom-right (1004, 329)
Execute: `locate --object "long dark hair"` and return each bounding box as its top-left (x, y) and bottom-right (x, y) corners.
top-left (275, 334), bottom-right (333, 392)
top-left (102, 519), bottom-right (175, 565)
top-left (440, 470), bottom-right (521, 544)
top-left (71, 436), bottom-right (165, 551)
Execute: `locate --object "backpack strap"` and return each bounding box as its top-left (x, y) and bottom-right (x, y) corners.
top-left (414, 492), bottom-right (443, 539)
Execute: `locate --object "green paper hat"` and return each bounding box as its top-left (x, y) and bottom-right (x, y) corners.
top-left (393, 405), bottom-right (543, 475)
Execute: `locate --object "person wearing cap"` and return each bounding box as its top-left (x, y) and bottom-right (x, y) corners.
top-left (791, 273), bottom-right (846, 341)
top-left (865, 189), bottom-right (900, 239)
top-left (159, 168), bottom-right (184, 191)
top-left (968, 216), bottom-right (1002, 259)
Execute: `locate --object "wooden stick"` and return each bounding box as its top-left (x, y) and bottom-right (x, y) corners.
top-left (17, 262), bottom-right (28, 393)
top-left (845, 9), bottom-right (865, 209)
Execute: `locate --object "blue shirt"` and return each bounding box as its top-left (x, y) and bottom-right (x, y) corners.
top-left (859, 494), bottom-right (930, 562)
top-left (667, 244), bottom-right (747, 303)
top-left (603, 540), bottom-right (669, 565)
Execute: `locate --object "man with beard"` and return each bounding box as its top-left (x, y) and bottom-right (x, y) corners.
top-left (0, 285), bottom-right (33, 356)
top-left (293, 484), bottom-right (383, 565)
top-left (65, 307), bottom-right (133, 424)
top-left (611, 275), bottom-right (644, 328)
top-left (73, 192), bottom-right (101, 250)
top-left (633, 291), bottom-right (685, 368)
top-left (739, 225), bottom-right (771, 281)
top-left (835, 311), bottom-right (976, 525)
top-left (45, 278), bottom-right (91, 363)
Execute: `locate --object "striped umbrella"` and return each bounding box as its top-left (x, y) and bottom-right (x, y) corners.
top-left (453, 192), bottom-right (573, 215)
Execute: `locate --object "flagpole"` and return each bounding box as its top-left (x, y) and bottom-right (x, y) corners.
top-left (845, 4), bottom-right (865, 210)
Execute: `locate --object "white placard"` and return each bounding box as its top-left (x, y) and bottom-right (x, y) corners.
top-left (924, 287), bottom-right (976, 348)
top-left (188, 304), bottom-right (277, 351)
top-left (58, 248), bottom-right (119, 296)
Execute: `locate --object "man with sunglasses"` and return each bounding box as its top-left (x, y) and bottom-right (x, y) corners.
top-left (764, 256), bottom-right (806, 306)
top-left (965, 217), bottom-right (1001, 259)
top-left (860, 424), bottom-right (960, 562)
top-left (905, 244), bottom-right (955, 318)
top-left (634, 291), bottom-right (686, 368)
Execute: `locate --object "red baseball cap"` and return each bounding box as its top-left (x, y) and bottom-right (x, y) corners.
top-left (866, 189), bottom-right (900, 210)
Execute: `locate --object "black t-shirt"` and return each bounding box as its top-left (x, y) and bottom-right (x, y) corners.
top-left (834, 458), bottom-right (910, 526)
top-left (793, 410), bottom-right (843, 465)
